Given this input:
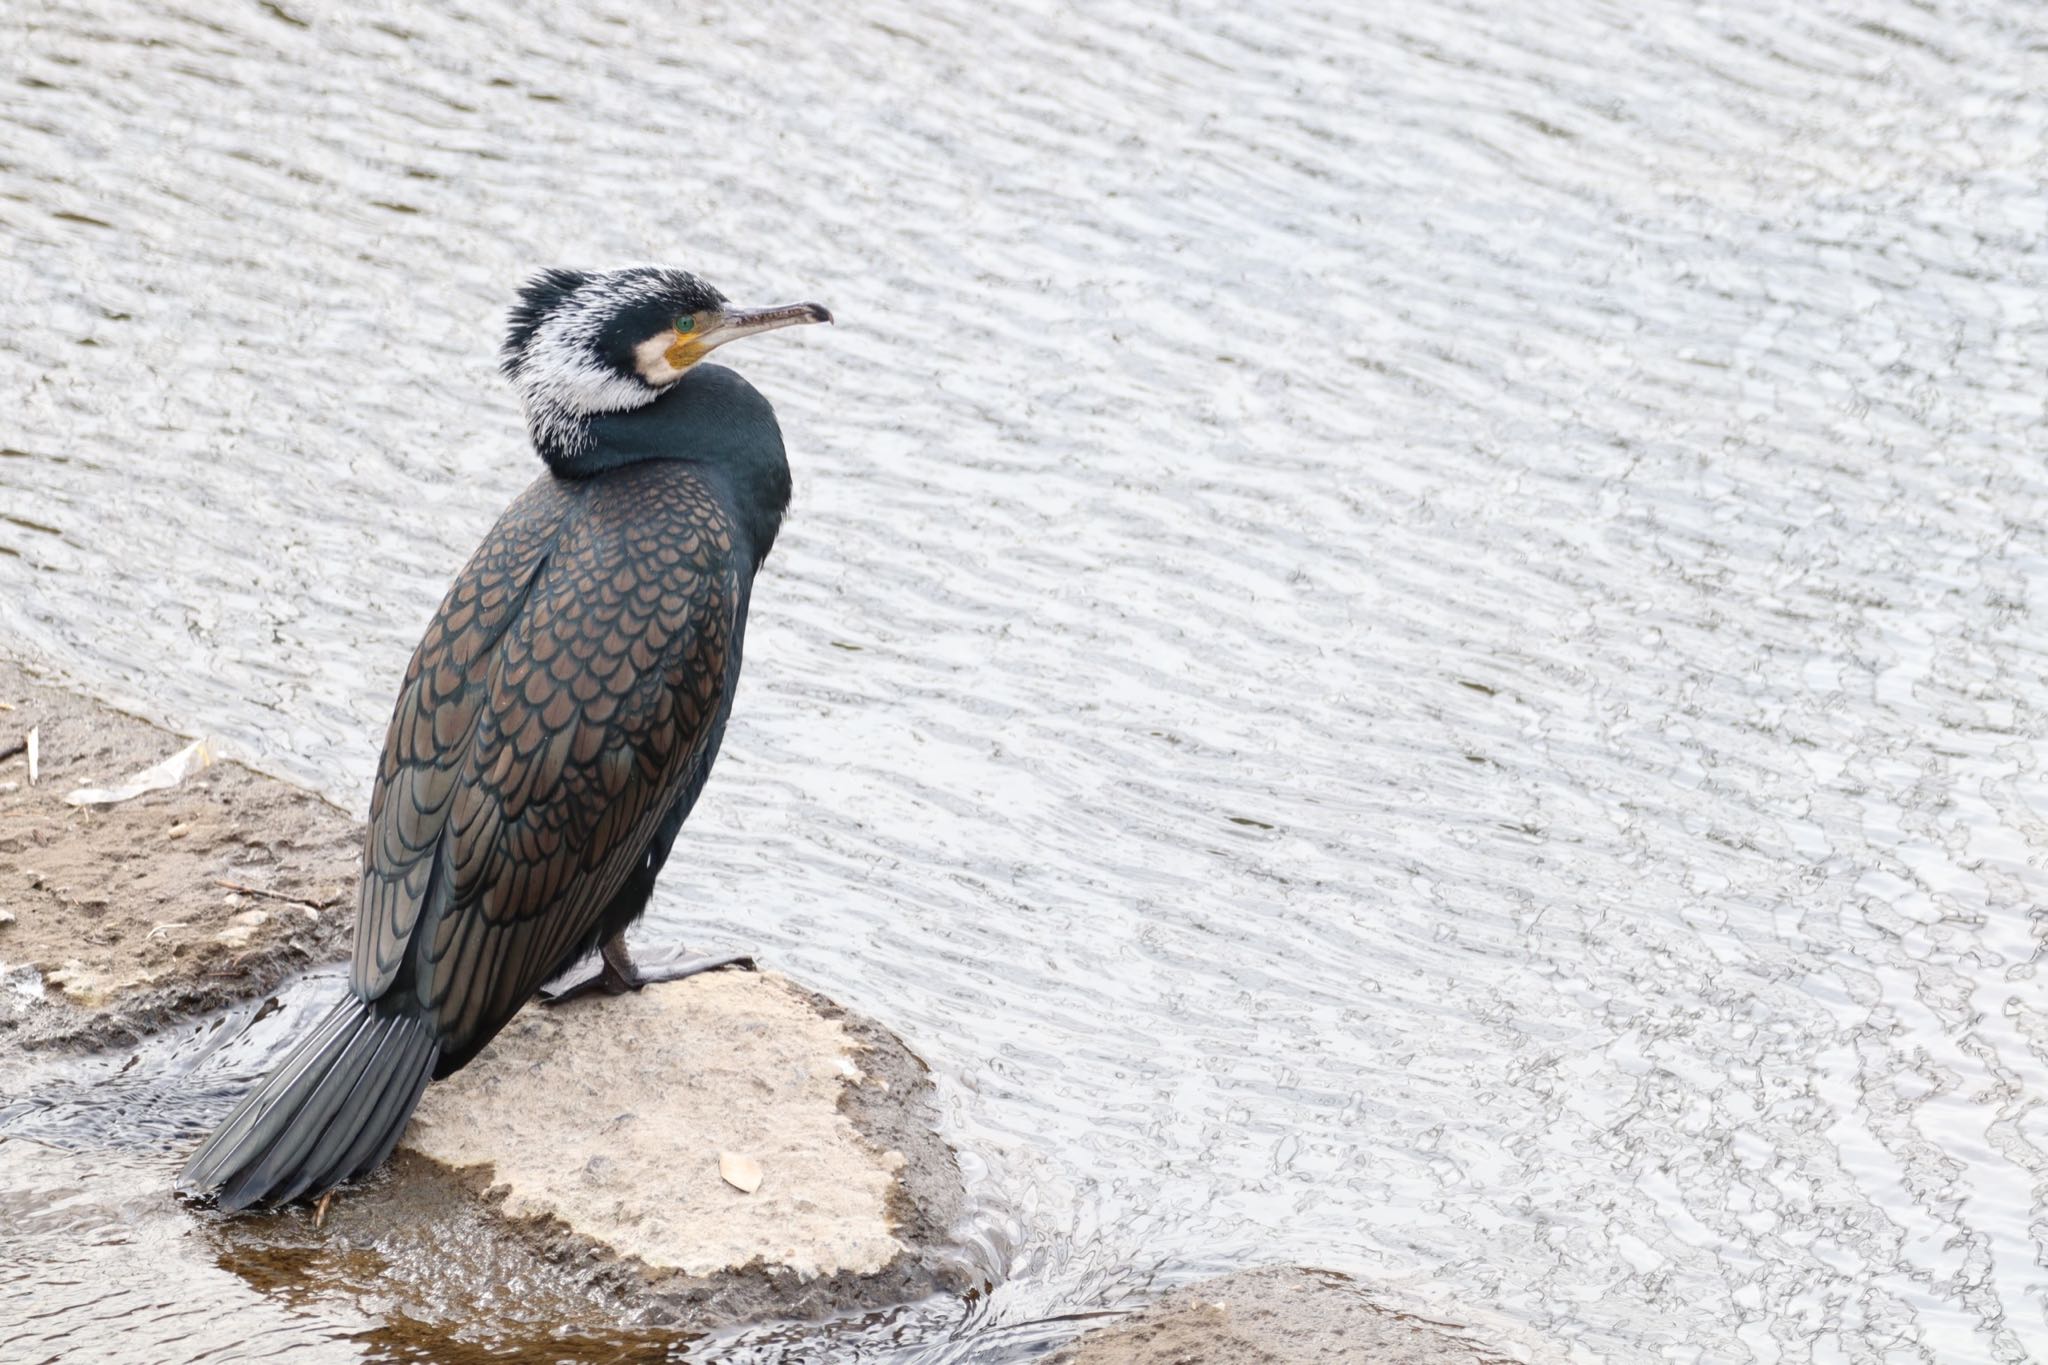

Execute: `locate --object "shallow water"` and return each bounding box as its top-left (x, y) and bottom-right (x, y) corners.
top-left (3, 0), bottom-right (2047, 1360)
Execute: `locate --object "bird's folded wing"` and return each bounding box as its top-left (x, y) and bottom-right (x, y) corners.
top-left (353, 476), bottom-right (569, 1000)
top-left (352, 471), bottom-right (738, 1056)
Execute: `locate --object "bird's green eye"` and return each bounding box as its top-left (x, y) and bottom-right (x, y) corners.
top-left (673, 316), bottom-right (696, 335)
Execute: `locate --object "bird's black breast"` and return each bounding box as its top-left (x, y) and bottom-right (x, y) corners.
top-left (352, 461), bottom-right (748, 1061)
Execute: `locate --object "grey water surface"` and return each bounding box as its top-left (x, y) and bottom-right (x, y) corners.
top-left (3, 0), bottom-right (2047, 1361)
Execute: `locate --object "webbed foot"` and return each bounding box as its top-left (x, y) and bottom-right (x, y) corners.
top-left (539, 934), bottom-right (755, 1005)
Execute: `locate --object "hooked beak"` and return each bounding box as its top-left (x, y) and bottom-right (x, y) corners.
top-left (705, 301), bottom-right (833, 351)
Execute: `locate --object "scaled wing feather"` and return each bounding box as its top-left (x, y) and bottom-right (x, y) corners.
top-left (349, 465), bottom-right (740, 1065)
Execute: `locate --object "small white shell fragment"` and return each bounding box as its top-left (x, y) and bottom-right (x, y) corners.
top-left (65, 737), bottom-right (214, 806)
top-left (718, 1151), bottom-right (763, 1194)
top-left (214, 909), bottom-right (269, 948)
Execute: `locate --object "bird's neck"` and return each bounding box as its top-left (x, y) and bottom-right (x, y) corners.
top-left (532, 364), bottom-right (792, 570)
top-left (526, 402), bottom-right (633, 475)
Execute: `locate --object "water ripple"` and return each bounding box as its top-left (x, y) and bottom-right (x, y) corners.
top-left (3, 0), bottom-right (2047, 1360)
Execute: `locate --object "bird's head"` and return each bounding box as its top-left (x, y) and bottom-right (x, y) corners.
top-left (500, 266), bottom-right (830, 462)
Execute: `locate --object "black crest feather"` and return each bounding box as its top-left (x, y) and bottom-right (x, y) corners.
top-left (501, 268), bottom-right (590, 376)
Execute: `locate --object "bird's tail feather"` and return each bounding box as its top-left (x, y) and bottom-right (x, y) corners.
top-left (178, 995), bottom-right (439, 1212)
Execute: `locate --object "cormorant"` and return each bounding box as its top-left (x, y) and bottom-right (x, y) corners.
top-left (179, 267), bottom-right (830, 1212)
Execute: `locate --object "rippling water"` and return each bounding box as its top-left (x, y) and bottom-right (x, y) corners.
top-left (4, 0), bottom-right (2047, 1360)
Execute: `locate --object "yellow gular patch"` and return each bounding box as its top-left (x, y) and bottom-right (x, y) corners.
top-left (665, 335), bottom-right (711, 371)
top-left (633, 331), bottom-right (698, 386)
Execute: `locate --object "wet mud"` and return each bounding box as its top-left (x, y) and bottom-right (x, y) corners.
top-left (0, 658), bottom-right (357, 1053)
top-left (1046, 1267), bottom-right (1528, 1365)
